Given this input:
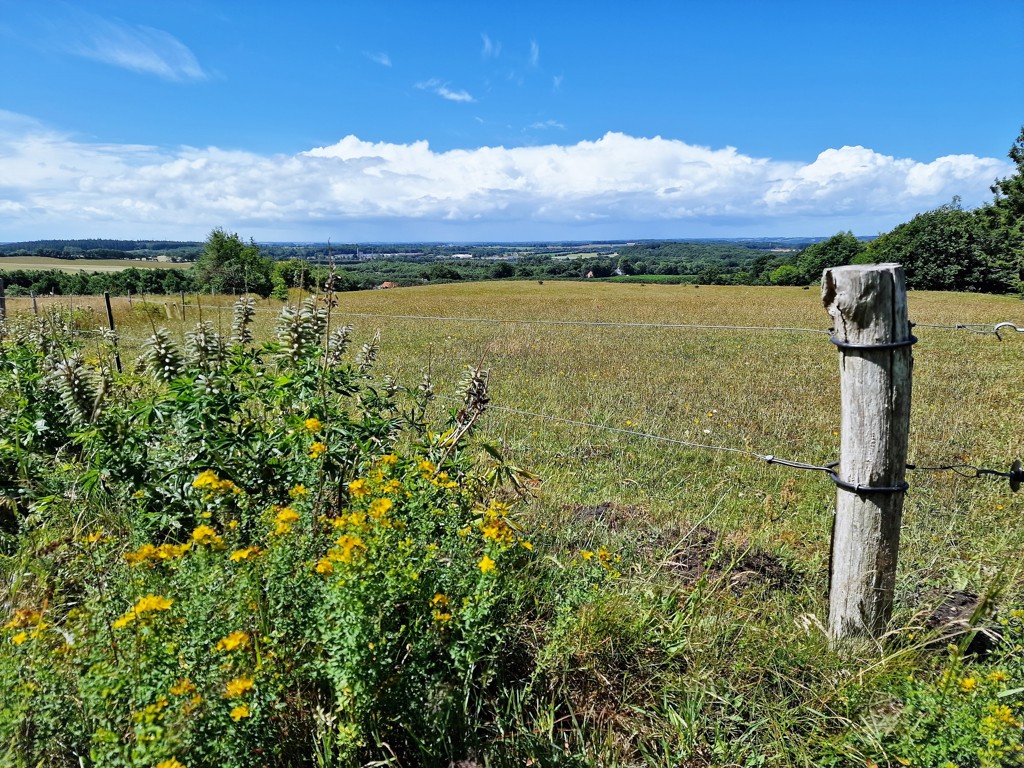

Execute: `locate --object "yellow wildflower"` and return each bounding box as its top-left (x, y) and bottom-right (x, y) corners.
top-left (4, 609), bottom-right (42, 630)
top-left (11, 632), bottom-right (27, 645)
top-left (230, 703), bottom-right (251, 721)
top-left (229, 547), bottom-right (262, 562)
top-left (580, 550), bottom-right (594, 561)
top-left (959, 677), bottom-right (977, 693)
top-left (309, 441), bottom-right (327, 459)
top-left (216, 631), bottom-right (250, 652)
top-left (368, 497), bottom-right (393, 520)
top-left (289, 484), bottom-right (308, 498)
top-left (521, 541), bottom-right (533, 550)
top-left (382, 479), bottom-right (403, 495)
top-left (432, 609), bottom-right (453, 623)
top-left (170, 678), bottom-right (196, 696)
top-left (192, 525), bottom-right (224, 548)
top-left (327, 535), bottom-right (365, 564)
top-left (315, 558), bottom-right (334, 575)
top-left (987, 670), bottom-right (1009, 683)
top-left (379, 453), bottom-right (398, 466)
top-left (113, 595), bottom-right (173, 629)
top-left (304, 417), bottom-right (322, 432)
top-left (156, 759), bottom-right (186, 768)
top-left (85, 529), bottom-right (105, 544)
top-left (224, 677), bottom-right (254, 698)
top-left (347, 478), bottom-right (369, 498)
top-left (125, 543), bottom-right (158, 566)
top-left (192, 470), bottom-right (240, 494)
top-left (273, 507), bottom-right (300, 535)
top-left (418, 459), bottom-right (436, 475)
top-left (478, 555), bottom-right (496, 574)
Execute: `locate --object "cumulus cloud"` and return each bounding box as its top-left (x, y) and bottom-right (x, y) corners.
top-left (529, 40), bottom-right (540, 68)
top-left (0, 114), bottom-right (1011, 240)
top-left (67, 16), bottom-right (206, 81)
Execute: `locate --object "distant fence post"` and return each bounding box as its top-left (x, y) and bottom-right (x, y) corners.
top-left (0, 279), bottom-right (6, 321)
top-left (103, 291), bottom-right (123, 374)
top-left (31, 291), bottom-right (39, 316)
top-left (180, 291), bottom-right (187, 323)
top-left (822, 264), bottom-right (913, 642)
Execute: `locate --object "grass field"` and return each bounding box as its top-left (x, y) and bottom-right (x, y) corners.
top-left (0, 255), bottom-right (190, 272)
top-left (4, 281), bottom-right (1024, 764)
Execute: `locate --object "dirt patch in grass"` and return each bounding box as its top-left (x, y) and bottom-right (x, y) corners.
top-left (568, 502), bottom-right (801, 592)
top-left (920, 590), bottom-right (1000, 655)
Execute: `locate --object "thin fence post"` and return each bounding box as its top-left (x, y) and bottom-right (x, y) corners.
top-left (180, 291), bottom-right (187, 323)
top-left (103, 291), bottom-right (123, 374)
top-left (0, 278), bottom-right (5, 321)
top-left (127, 289), bottom-right (133, 308)
top-left (31, 291), bottom-right (38, 316)
top-left (822, 264), bottom-right (913, 642)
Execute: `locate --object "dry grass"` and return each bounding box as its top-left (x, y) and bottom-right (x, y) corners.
top-left (0, 256), bottom-right (189, 272)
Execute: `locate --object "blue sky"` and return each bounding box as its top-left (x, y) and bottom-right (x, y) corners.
top-left (0, 0), bottom-right (1021, 242)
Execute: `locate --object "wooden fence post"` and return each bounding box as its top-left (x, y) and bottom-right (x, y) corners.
top-left (180, 290), bottom-right (187, 323)
top-left (103, 291), bottom-right (123, 374)
top-left (823, 264), bottom-right (913, 641)
top-left (0, 278), bottom-right (6, 321)
top-left (31, 291), bottom-right (39, 316)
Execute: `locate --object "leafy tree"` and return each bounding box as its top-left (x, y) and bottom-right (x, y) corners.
top-left (792, 231), bottom-right (866, 284)
top-left (193, 228), bottom-right (273, 297)
top-left (863, 200), bottom-right (1013, 293)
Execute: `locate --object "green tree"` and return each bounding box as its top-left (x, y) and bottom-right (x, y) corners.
top-left (193, 228), bottom-right (273, 297)
top-left (792, 231), bottom-right (866, 284)
top-left (864, 200), bottom-right (1012, 293)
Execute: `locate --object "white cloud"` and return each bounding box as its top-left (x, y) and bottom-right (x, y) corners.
top-left (0, 114), bottom-right (1011, 240)
top-left (529, 119), bottom-right (565, 130)
top-left (481, 33), bottom-right (500, 58)
top-left (415, 79), bottom-right (474, 103)
top-left (365, 51), bottom-right (392, 67)
top-left (67, 16), bottom-right (206, 81)
top-left (529, 40), bottom-right (540, 68)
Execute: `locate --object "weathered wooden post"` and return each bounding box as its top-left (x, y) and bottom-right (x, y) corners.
top-left (103, 291), bottom-right (123, 374)
top-left (31, 291), bottom-right (39, 316)
top-left (823, 264), bottom-right (913, 641)
top-left (0, 278), bottom-right (6, 321)
top-left (180, 290), bottom-right (187, 323)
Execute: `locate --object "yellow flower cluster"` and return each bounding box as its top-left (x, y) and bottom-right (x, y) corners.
top-left (273, 507), bottom-right (300, 535)
top-left (224, 676), bottom-right (254, 698)
top-left (230, 703), bottom-right (251, 721)
top-left (192, 525), bottom-right (225, 548)
top-left (347, 478), bottom-right (369, 498)
top-left (4, 609), bottom-right (42, 630)
top-left (155, 759), bottom-right (186, 768)
top-left (229, 546), bottom-right (262, 562)
top-left (288, 484), bottom-right (308, 498)
top-left (112, 594), bottom-right (173, 629)
top-left (192, 470), bottom-right (241, 495)
top-left (316, 534), bottom-right (366, 575)
top-left (309, 441), bottom-right (327, 459)
top-left (216, 631), bottom-right (250, 652)
top-left (125, 541), bottom-right (191, 566)
top-left (430, 593), bottom-right (453, 623)
top-left (368, 497), bottom-right (393, 521)
top-left (418, 459), bottom-right (436, 476)
top-left (303, 417), bottom-right (322, 432)
top-left (431, 471), bottom-right (458, 490)
top-left (478, 554), bottom-right (496, 574)
top-left (170, 678), bottom-right (196, 696)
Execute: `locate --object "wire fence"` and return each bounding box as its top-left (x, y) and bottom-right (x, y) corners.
top-left (2, 289), bottom-right (1022, 492)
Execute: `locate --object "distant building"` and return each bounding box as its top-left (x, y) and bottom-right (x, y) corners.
top-left (376, 281), bottom-right (399, 289)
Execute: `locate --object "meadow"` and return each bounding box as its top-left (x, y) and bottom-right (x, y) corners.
top-left (0, 256), bottom-right (189, 272)
top-left (2, 281), bottom-right (1023, 766)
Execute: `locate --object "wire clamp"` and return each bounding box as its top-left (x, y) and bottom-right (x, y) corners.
top-left (825, 462), bottom-right (909, 495)
top-left (830, 335), bottom-right (917, 352)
